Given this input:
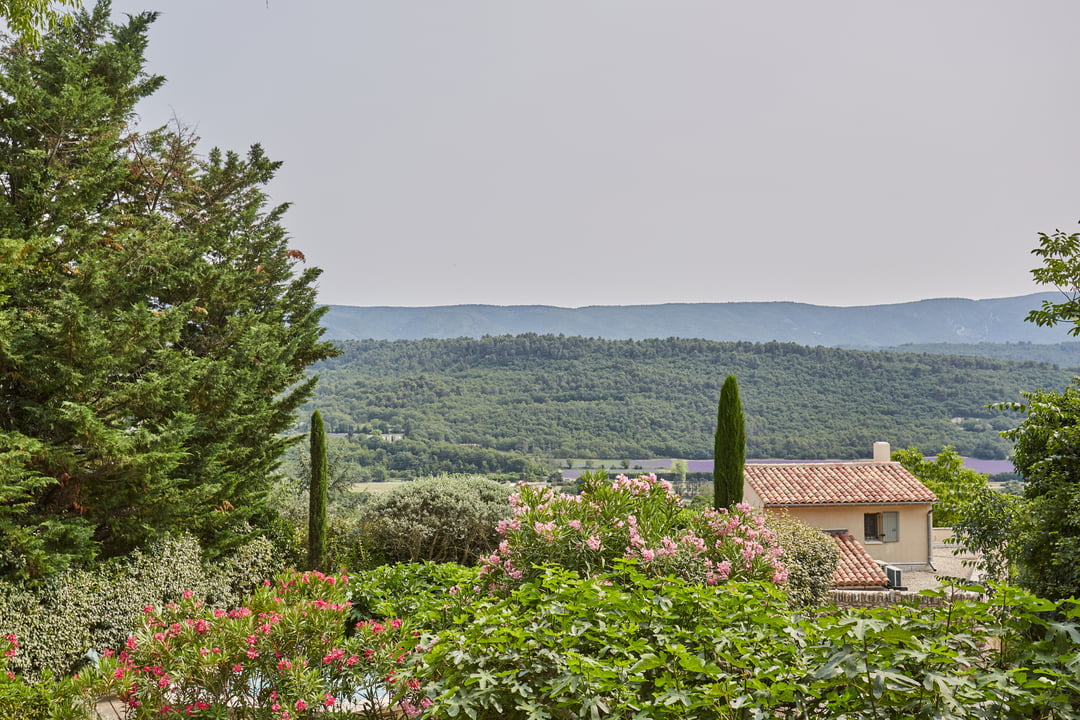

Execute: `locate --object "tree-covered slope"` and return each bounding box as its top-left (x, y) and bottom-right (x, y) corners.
top-left (306, 336), bottom-right (1075, 461)
top-left (880, 342), bottom-right (1080, 367)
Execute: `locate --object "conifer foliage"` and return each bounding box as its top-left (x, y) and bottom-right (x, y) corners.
top-left (713, 374), bottom-right (746, 509)
top-left (307, 411), bottom-right (328, 571)
top-left (0, 2), bottom-right (336, 580)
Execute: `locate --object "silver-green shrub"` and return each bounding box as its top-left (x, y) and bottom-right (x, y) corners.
top-left (766, 513), bottom-right (839, 608)
top-left (358, 475), bottom-right (512, 565)
top-left (0, 533), bottom-right (284, 680)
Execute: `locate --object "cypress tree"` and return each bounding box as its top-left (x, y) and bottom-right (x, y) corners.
top-left (308, 410), bottom-right (329, 571)
top-left (714, 374), bottom-right (746, 509)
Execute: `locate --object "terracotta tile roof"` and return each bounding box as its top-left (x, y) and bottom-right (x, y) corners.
top-left (745, 462), bottom-right (936, 506)
top-left (831, 531), bottom-right (889, 588)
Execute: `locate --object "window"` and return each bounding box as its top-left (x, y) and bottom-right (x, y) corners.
top-left (864, 511), bottom-right (899, 542)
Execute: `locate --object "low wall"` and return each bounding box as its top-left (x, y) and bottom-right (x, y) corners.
top-left (933, 527), bottom-right (954, 545)
top-left (830, 588), bottom-right (981, 609)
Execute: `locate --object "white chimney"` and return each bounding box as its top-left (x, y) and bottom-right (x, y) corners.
top-left (873, 441), bottom-right (891, 462)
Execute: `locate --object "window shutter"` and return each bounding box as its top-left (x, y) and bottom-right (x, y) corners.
top-left (883, 511), bottom-right (899, 542)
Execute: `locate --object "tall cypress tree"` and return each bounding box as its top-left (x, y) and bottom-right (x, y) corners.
top-left (714, 374), bottom-right (746, 509)
top-left (308, 410), bottom-right (328, 571)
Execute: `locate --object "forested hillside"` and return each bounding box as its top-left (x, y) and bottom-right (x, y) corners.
top-left (305, 335), bottom-right (1075, 461)
top-left (881, 341), bottom-right (1080, 366)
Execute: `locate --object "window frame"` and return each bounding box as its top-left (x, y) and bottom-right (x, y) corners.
top-left (863, 510), bottom-right (899, 543)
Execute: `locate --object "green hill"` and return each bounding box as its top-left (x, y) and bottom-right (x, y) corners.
top-left (305, 335), bottom-right (1074, 462)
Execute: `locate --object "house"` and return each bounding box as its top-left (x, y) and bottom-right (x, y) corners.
top-left (743, 442), bottom-right (936, 574)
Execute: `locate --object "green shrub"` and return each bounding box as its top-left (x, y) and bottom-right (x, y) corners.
top-left (0, 635), bottom-right (88, 720)
top-left (0, 534), bottom-right (285, 680)
top-left (766, 512), bottom-right (839, 608)
top-left (347, 561), bottom-right (480, 630)
top-left (357, 475), bottom-right (512, 565)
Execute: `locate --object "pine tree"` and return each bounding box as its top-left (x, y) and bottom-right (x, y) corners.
top-left (0, 1), bottom-right (337, 580)
top-left (713, 374), bottom-right (746, 509)
top-left (308, 411), bottom-right (328, 571)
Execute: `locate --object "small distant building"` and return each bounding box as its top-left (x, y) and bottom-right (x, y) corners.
top-left (743, 442), bottom-right (936, 574)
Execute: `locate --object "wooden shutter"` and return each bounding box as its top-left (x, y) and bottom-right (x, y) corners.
top-left (883, 511), bottom-right (899, 542)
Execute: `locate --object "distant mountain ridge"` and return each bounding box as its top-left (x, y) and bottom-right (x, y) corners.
top-left (321, 293), bottom-right (1074, 348)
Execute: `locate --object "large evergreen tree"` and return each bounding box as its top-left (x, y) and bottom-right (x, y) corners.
top-left (0, 1), bottom-right (336, 580)
top-left (713, 374), bottom-right (745, 509)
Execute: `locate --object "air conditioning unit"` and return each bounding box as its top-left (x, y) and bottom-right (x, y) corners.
top-left (885, 565), bottom-right (904, 589)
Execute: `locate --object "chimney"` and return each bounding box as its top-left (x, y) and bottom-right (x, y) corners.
top-left (873, 441), bottom-right (891, 462)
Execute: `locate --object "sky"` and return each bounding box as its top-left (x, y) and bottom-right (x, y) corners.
top-left (100, 0), bottom-right (1080, 309)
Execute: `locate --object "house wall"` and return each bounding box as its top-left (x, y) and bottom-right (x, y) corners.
top-left (742, 483), bottom-right (763, 508)
top-left (764, 504), bottom-right (932, 568)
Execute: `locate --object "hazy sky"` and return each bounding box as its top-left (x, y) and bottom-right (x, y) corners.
top-left (103, 0), bottom-right (1080, 308)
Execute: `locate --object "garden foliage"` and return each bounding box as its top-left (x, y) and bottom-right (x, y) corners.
top-left (414, 567), bottom-right (1080, 719)
top-left (764, 513), bottom-right (838, 608)
top-left (0, 534), bottom-right (283, 680)
top-left (478, 471), bottom-right (787, 591)
top-left (998, 383), bottom-right (1080, 599)
top-left (356, 475), bottom-right (511, 566)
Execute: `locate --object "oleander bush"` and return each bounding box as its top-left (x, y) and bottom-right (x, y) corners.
top-left (0, 534), bottom-right (284, 680)
top-left (356, 475), bottom-right (512, 565)
top-left (82, 569), bottom-right (427, 720)
top-left (478, 471), bottom-right (787, 592)
top-left (765, 512), bottom-right (839, 608)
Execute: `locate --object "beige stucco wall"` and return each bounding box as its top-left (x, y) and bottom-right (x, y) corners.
top-left (763, 504), bottom-right (933, 567)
